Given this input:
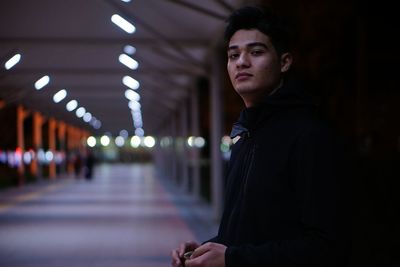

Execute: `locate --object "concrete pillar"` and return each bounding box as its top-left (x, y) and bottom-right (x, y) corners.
top-left (16, 105), bottom-right (25, 185)
top-left (31, 112), bottom-right (44, 178)
top-left (159, 126), bottom-right (174, 181)
top-left (57, 121), bottom-right (67, 174)
top-left (210, 49), bottom-right (224, 219)
top-left (66, 126), bottom-right (75, 175)
top-left (48, 118), bottom-right (56, 179)
top-left (190, 87), bottom-right (201, 199)
top-left (171, 114), bottom-right (178, 184)
top-left (179, 99), bottom-right (190, 192)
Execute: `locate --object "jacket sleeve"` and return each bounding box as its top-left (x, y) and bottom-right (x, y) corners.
top-left (202, 236), bottom-right (220, 244)
top-left (225, 125), bottom-right (350, 267)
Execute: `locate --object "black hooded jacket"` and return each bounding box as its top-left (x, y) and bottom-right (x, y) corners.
top-left (209, 80), bottom-right (350, 266)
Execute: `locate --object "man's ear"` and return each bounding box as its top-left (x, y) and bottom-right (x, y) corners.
top-left (280, 52), bottom-right (293, 73)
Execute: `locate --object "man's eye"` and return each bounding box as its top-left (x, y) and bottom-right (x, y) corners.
top-left (228, 53), bottom-right (239, 59)
top-left (251, 50), bottom-right (264, 55)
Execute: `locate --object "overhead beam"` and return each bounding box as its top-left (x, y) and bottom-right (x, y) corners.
top-left (142, 92), bottom-right (177, 111)
top-left (2, 67), bottom-right (201, 76)
top-left (166, 0), bottom-right (227, 21)
top-left (215, 0), bottom-right (236, 12)
top-left (137, 59), bottom-right (191, 91)
top-left (0, 37), bottom-right (209, 47)
top-left (144, 82), bottom-right (187, 102)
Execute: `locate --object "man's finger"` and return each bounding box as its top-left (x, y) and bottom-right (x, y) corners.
top-left (179, 242), bottom-right (188, 257)
top-left (191, 242), bottom-right (211, 259)
top-left (185, 252), bottom-right (207, 267)
top-left (171, 249), bottom-right (183, 267)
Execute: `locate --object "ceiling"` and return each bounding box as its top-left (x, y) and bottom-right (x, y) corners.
top-left (0, 0), bottom-right (241, 136)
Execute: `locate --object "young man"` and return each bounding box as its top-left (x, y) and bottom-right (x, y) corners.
top-left (171, 6), bottom-right (349, 267)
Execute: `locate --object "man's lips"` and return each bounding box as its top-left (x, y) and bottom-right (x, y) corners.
top-left (235, 72), bottom-right (252, 80)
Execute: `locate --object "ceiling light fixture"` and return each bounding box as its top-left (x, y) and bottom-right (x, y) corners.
top-left (111, 14), bottom-right (136, 34)
top-left (87, 136), bottom-right (97, 147)
top-left (123, 45), bottom-right (136, 55)
top-left (53, 89), bottom-right (67, 103)
top-left (34, 75), bottom-right (50, 90)
top-left (135, 128), bottom-right (144, 137)
top-left (115, 136), bottom-right (125, 147)
top-left (100, 135), bottom-right (110, 147)
top-left (128, 100), bottom-right (141, 111)
top-left (75, 107), bottom-right (86, 118)
top-left (93, 120), bottom-right (102, 129)
top-left (83, 112), bottom-right (92, 122)
top-left (4, 53), bottom-right (21, 70)
top-left (124, 89), bottom-right (140, 101)
top-left (66, 100), bottom-right (78, 111)
top-left (119, 54), bottom-right (139, 70)
top-left (122, 76), bottom-right (140, 90)
top-left (130, 135), bottom-right (141, 148)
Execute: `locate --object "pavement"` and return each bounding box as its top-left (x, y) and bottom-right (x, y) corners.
top-left (0, 163), bottom-right (218, 267)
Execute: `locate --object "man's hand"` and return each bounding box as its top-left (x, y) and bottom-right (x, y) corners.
top-left (171, 241), bottom-right (200, 267)
top-left (185, 242), bottom-right (227, 267)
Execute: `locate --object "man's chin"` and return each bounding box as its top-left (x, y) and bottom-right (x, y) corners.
top-left (234, 86), bottom-right (260, 97)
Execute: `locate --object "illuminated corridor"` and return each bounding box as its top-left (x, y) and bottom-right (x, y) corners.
top-left (0, 163), bottom-right (216, 267)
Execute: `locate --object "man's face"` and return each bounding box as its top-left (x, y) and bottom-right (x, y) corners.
top-left (227, 29), bottom-right (290, 107)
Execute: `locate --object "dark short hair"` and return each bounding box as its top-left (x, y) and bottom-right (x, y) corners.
top-left (224, 6), bottom-right (291, 55)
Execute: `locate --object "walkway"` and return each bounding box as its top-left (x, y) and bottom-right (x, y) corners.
top-left (0, 163), bottom-right (217, 267)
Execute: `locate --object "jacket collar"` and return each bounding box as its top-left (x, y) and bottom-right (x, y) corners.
top-left (230, 79), bottom-right (317, 139)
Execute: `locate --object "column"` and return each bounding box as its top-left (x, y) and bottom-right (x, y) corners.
top-left (190, 87), bottom-right (201, 199)
top-left (48, 118), bottom-right (56, 179)
top-left (171, 114), bottom-right (178, 184)
top-left (210, 49), bottom-right (224, 219)
top-left (31, 112), bottom-right (44, 178)
top-left (179, 98), bottom-right (190, 192)
top-left (16, 105), bottom-right (25, 185)
top-left (57, 121), bottom-right (67, 174)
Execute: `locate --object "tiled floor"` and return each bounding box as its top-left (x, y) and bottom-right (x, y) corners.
top-left (0, 163), bottom-right (217, 267)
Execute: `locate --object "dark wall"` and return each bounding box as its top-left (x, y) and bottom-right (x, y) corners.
top-left (232, 0), bottom-right (398, 266)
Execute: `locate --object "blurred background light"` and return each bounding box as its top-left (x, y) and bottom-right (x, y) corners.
top-left (87, 136), bottom-right (96, 147)
top-left (123, 45), bottom-right (136, 55)
top-left (119, 54), bottom-right (138, 70)
top-left (111, 14), bottom-right (135, 34)
top-left (66, 100), bottom-right (78, 111)
top-left (122, 76), bottom-right (140, 90)
top-left (75, 107), bottom-right (86, 118)
top-left (34, 75), bottom-right (50, 90)
top-left (5, 53), bottom-right (21, 70)
top-left (100, 135), bottom-right (110, 146)
top-left (130, 136), bottom-right (141, 148)
top-left (53, 89), bottom-right (67, 103)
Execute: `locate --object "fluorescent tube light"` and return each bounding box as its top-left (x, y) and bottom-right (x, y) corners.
top-left (66, 100), bottom-right (78, 111)
top-left (111, 14), bottom-right (136, 34)
top-left (119, 54), bottom-right (138, 70)
top-left (5, 54), bottom-right (21, 70)
top-left (122, 76), bottom-right (139, 90)
top-left (34, 75), bottom-right (50, 90)
top-left (53, 89), bottom-right (67, 103)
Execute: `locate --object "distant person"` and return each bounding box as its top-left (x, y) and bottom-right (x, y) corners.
top-left (73, 152), bottom-right (82, 178)
top-left (171, 5), bottom-right (349, 267)
top-left (84, 150), bottom-right (95, 179)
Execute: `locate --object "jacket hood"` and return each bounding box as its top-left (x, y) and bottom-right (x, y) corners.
top-left (230, 79), bottom-right (318, 138)
top-left (263, 78), bottom-right (317, 109)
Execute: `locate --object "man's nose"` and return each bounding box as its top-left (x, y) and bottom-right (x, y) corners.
top-left (236, 53), bottom-right (250, 68)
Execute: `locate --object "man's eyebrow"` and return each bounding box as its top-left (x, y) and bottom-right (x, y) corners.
top-left (227, 45), bottom-right (238, 51)
top-left (227, 42), bottom-right (268, 51)
top-left (247, 42), bottom-right (268, 49)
